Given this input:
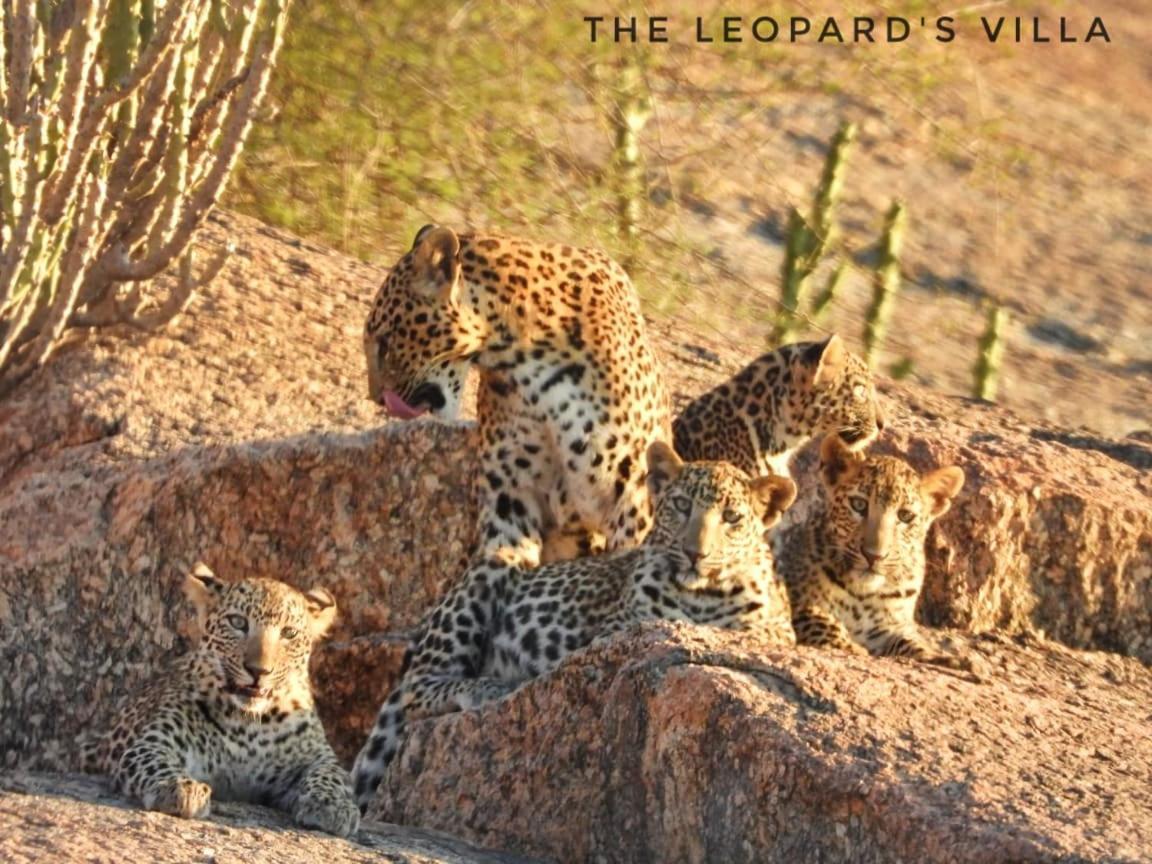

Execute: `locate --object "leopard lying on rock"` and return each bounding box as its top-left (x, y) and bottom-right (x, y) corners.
top-left (673, 334), bottom-right (883, 478)
top-left (350, 442), bottom-right (797, 810)
top-left (82, 565), bottom-right (359, 837)
top-left (778, 433), bottom-right (968, 669)
top-left (364, 225), bottom-right (672, 566)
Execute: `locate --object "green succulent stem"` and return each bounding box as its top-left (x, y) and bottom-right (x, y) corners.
top-left (974, 301), bottom-right (1008, 401)
top-left (773, 120), bottom-right (855, 344)
top-left (610, 57), bottom-right (651, 271)
top-left (863, 200), bottom-right (906, 367)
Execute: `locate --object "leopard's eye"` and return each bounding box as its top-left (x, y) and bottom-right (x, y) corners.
top-left (897, 508), bottom-right (916, 524)
top-left (848, 496), bottom-right (868, 516)
top-left (225, 614), bottom-right (248, 633)
top-left (281, 626), bottom-right (299, 640)
top-left (672, 496), bottom-right (692, 515)
top-left (722, 509), bottom-right (742, 525)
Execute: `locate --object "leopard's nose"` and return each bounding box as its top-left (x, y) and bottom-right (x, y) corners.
top-left (864, 550), bottom-right (888, 568)
top-left (244, 662), bottom-right (272, 683)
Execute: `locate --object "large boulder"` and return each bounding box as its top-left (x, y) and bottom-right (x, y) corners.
top-left (373, 623), bottom-right (1152, 864)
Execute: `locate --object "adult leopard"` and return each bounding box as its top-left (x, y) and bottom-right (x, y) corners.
top-left (364, 225), bottom-right (671, 566)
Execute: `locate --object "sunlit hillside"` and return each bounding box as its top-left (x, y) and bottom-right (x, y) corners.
top-left (228, 0), bottom-right (1151, 436)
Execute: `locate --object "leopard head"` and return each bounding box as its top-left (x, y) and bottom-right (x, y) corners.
top-left (645, 441), bottom-right (796, 586)
top-left (816, 433), bottom-right (964, 590)
top-left (184, 563), bottom-right (337, 714)
top-left (792, 335), bottom-right (884, 450)
top-left (363, 225), bottom-right (488, 420)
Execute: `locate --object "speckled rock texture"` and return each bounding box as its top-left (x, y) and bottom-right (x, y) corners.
top-left (0, 212), bottom-right (1149, 861)
top-left (374, 623), bottom-right (1152, 864)
top-left (0, 773), bottom-right (543, 864)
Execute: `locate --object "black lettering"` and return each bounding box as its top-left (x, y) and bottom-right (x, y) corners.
top-left (584, 16), bottom-right (603, 42)
top-left (819, 17), bottom-right (844, 42)
top-left (887, 16), bottom-right (910, 42)
top-left (722, 16), bottom-right (742, 42)
top-left (981, 16), bottom-right (1005, 42)
top-left (751, 16), bottom-right (778, 42)
top-left (1086, 16), bottom-right (1110, 42)
top-left (695, 16), bottom-right (713, 42)
top-left (854, 17), bottom-right (875, 42)
top-left (790, 16), bottom-right (811, 40)
top-left (613, 16), bottom-right (638, 43)
top-left (650, 16), bottom-right (668, 42)
top-left (934, 16), bottom-right (955, 43)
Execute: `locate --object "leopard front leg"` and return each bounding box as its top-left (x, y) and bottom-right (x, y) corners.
top-left (791, 604), bottom-right (869, 655)
top-left (876, 627), bottom-right (972, 671)
top-left (405, 671), bottom-right (521, 718)
top-left (541, 520), bottom-right (606, 564)
top-left (474, 382), bottom-right (552, 567)
top-left (115, 738), bottom-right (212, 819)
top-left (289, 748), bottom-right (361, 838)
top-left (603, 453), bottom-right (655, 552)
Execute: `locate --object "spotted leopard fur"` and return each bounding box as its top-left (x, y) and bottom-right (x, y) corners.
top-left (673, 335), bottom-right (883, 478)
top-left (349, 442), bottom-right (797, 810)
top-left (82, 565), bottom-right (359, 837)
top-left (364, 225), bottom-right (672, 567)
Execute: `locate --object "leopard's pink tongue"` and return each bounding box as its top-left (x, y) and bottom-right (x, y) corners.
top-left (382, 390), bottom-right (427, 420)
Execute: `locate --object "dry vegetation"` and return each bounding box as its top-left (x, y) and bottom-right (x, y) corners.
top-left (227, 0), bottom-right (1150, 437)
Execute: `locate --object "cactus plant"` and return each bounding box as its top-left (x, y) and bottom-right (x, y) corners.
top-left (0, 0), bottom-right (290, 398)
top-left (973, 301), bottom-right (1008, 400)
top-left (609, 57), bottom-right (652, 270)
top-left (863, 200), bottom-right (906, 367)
top-left (771, 121), bottom-right (855, 343)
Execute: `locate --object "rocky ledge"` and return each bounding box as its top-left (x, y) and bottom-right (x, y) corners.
top-left (1, 212), bottom-right (1149, 861)
top-left (375, 623), bottom-right (1152, 864)
top-left (0, 772), bottom-right (540, 863)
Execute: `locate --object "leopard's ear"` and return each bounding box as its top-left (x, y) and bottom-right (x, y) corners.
top-left (749, 474), bottom-right (797, 530)
top-left (411, 224), bottom-right (439, 248)
top-left (303, 587), bottom-right (338, 638)
top-left (183, 562), bottom-right (224, 634)
top-left (646, 441), bottom-right (684, 499)
top-left (409, 225), bottom-right (462, 304)
top-left (809, 334), bottom-right (847, 389)
top-left (819, 432), bottom-right (863, 489)
top-left (920, 465), bottom-right (965, 519)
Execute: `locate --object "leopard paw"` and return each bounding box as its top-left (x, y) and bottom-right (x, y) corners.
top-left (146, 777), bottom-right (212, 819)
top-left (294, 789), bottom-right (361, 838)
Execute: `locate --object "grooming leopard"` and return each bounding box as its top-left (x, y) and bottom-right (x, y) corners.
top-left (364, 225), bottom-right (671, 566)
top-left (673, 335), bottom-right (883, 478)
top-left (779, 434), bottom-right (967, 668)
top-left (82, 565), bottom-right (359, 837)
top-left (350, 442), bottom-right (797, 810)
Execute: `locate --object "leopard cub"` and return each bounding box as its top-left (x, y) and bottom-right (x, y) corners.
top-left (351, 441), bottom-right (797, 810)
top-left (778, 433), bottom-right (967, 668)
top-left (673, 334), bottom-right (884, 479)
top-left (82, 565), bottom-right (359, 837)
